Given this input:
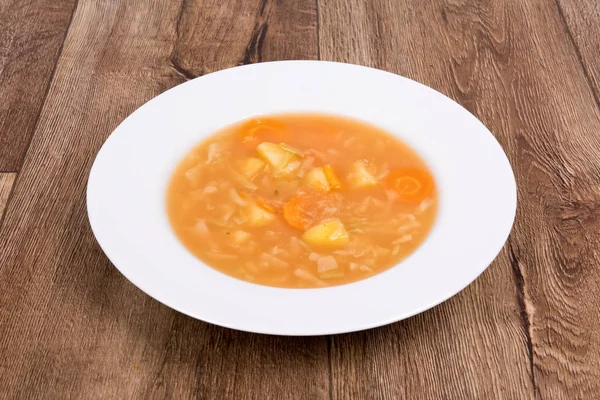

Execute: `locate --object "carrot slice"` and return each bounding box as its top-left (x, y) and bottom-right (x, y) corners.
top-left (283, 193), bottom-right (341, 230)
top-left (239, 118), bottom-right (290, 147)
top-left (323, 164), bottom-right (342, 189)
top-left (385, 168), bottom-right (434, 203)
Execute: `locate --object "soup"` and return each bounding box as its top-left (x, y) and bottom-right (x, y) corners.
top-left (167, 114), bottom-right (437, 288)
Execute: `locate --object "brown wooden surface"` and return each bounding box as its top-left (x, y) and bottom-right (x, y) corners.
top-left (0, 173), bottom-right (16, 222)
top-left (0, 0), bottom-right (77, 171)
top-left (0, 0), bottom-right (599, 398)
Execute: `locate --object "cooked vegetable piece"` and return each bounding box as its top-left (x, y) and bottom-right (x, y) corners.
top-left (259, 252), bottom-right (289, 268)
top-left (323, 164), bottom-right (342, 189)
top-left (317, 255), bottom-right (345, 279)
top-left (279, 143), bottom-right (304, 156)
top-left (256, 142), bottom-right (300, 176)
top-left (229, 188), bottom-right (247, 206)
top-left (240, 118), bottom-right (289, 146)
top-left (231, 230), bottom-right (251, 245)
top-left (294, 268), bottom-right (327, 287)
top-left (274, 160), bottom-right (301, 178)
top-left (302, 218), bottom-right (349, 249)
top-left (184, 164), bottom-right (203, 186)
top-left (304, 167), bottom-right (331, 192)
top-left (385, 168), bottom-right (433, 203)
top-left (193, 220), bottom-right (209, 235)
top-left (241, 201), bottom-right (276, 227)
top-left (206, 143), bottom-right (227, 164)
top-left (348, 160), bottom-right (378, 188)
top-left (282, 193), bottom-right (341, 230)
top-left (239, 157), bottom-right (266, 180)
top-left (231, 169), bottom-right (258, 191)
top-left (255, 198), bottom-right (276, 213)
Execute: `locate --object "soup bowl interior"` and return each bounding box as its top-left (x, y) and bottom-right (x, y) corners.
top-left (87, 61), bottom-right (516, 335)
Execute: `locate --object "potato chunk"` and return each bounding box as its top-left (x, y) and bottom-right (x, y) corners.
top-left (304, 167), bottom-right (330, 192)
top-left (239, 157), bottom-right (265, 180)
top-left (302, 218), bottom-right (349, 249)
top-left (241, 201), bottom-right (276, 227)
top-left (257, 142), bottom-right (296, 170)
top-left (348, 160), bottom-right (377, 188)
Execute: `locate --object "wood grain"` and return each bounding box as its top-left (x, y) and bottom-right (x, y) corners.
top-left (0, 0), bottom-right (325, 398)
top-left (320, 0), bottom-right (600, 398)
top-left (555, 0), bottom-right (600, 104)
top-left (2, 0), bottom-right (600, 398)
top-left (0, 173), bottom-right (16, 223)
top-left (170, 0), bottom-right (318, 79)
top-left (0, 0), bottom-right (77, 171)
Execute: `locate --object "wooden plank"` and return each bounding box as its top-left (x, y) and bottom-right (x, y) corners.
top-left (319, 0), bottom-right (600, 398)
top-left (0, 0), bottom-right (77, 171)
top-left (0, 0), bottom-right (324, 398)
top-left (170, 0), bottom-right (318, 78)
top-left (555, 0), bottom-right (600, 104)
top-left (0, 173), bottom-right (16, 223)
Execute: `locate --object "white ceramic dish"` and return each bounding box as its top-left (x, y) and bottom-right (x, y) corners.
top-left (87, 61), bottom-right (516, 336)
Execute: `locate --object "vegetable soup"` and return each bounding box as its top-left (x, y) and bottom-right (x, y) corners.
top-left (167, 114), bottom-right (437, 288)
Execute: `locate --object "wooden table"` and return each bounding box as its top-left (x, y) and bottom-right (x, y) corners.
top-left (1, 0), bottom-right (599, 398)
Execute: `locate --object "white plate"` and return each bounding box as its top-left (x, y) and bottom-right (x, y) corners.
top-left (87, 61), bottom-right (516, 335)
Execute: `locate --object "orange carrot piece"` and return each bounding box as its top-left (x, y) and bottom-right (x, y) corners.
top-left (282, 193), bottom-right (341, 230)
top-left (239, 118), bottom-right (290, 147)
top-left (384, 168), bottom-right (434, 203)
top-left (323, 164), bottom-right (342, 189)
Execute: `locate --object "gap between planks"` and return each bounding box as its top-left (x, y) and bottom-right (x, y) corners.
top-left (0, 173), bottom-right (17, 227)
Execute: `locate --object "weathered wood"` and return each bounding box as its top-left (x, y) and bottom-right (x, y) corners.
top-left (0, 0), bottom-right (325, 399)
top-left (2, 0), bottom-right (600, 398)
top-left (0, 0), bottom-right (77, 171)
top-left (170, 0), bottom-right (318, 78)
top-left (319, 0), bottom-right (600, 398)
top-left (0, 173), bottom-right (16, 223)
top-left (555, 0), bottom-right (600, 105)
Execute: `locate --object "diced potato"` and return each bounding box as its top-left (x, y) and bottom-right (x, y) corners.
top-left (231, 230), bottom-right (251, 245)
top-left (302, 218), bottom-right (349, 249)
top-left (257, 142), bottom-right (296, 170)
top-left (241, 201), bottom-right (276, 227)
top-left (304, 167), bottom-right (330, 192)
top-left (348, 160), bottom-right (378, 188)
top-left (239, 157), bottom-right (266, 180)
